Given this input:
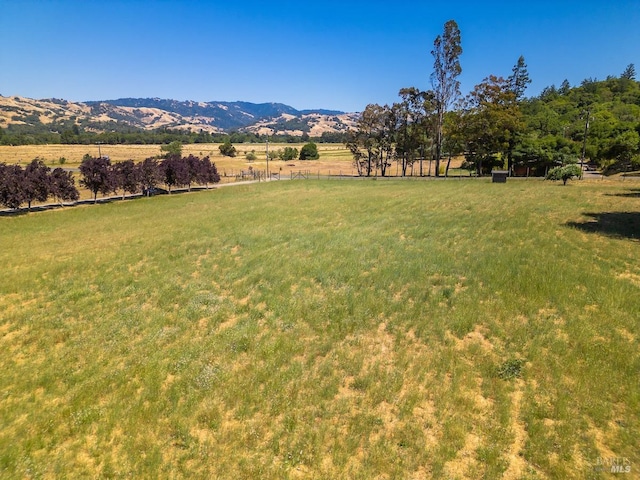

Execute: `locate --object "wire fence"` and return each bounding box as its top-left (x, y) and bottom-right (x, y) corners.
top-left (219, 167), bottom-right (640, 183)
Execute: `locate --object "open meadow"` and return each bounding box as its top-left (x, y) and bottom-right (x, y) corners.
top-left (0, 143), bottom-right (359, 180)
top-left (0, 143), bottom-right (466, 186)
top-left (1, 178), bottom-right (638, 478)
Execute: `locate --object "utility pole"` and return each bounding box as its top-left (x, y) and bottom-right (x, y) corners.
top-left (580, 108), bottom-right (590, 178)
top-left (265, 135), bottom-right (269, 180)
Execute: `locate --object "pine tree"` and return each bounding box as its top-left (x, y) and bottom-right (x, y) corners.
top-left (621, 63), bottom-right (636, 80)
top-left (508, 55), bottom-right (531, 100)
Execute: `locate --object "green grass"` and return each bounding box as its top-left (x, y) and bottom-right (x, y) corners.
top-left (1, 179), bottom-right (639, 478)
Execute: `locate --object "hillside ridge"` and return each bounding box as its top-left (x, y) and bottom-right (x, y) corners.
top-left (0, 94), bottom-right (356, 137)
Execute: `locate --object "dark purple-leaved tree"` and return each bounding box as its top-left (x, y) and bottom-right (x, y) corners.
top-left (49, 168), bottom-right (79, 205)
top-left (199, 156), bottom-right (221, 188)
top-left (161, 154), bottom-right (189, 193)
top-left (137, 158), bottom-right (162, 196)
top-left (24, 158), bottom-right (51, 211)
top-left (112, 159), bottom-right (140, 199)
top-left (0, 163), bottom-right (27, 210)
top-left (79, 155), bottom-right (114, 203)
top-left (184, 154), bottom-right (202, 192)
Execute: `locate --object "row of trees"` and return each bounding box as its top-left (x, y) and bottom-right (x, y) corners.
top-left (0, 154), bottom-right (221, 210)
top-left (262, 142), bottom-right (321, 161)
top-left (347, 20), bottom-right (467, 177)
top-left (0, 159), bottom-right (79, 210)
top-left (79, 154), bottom-right (221, 202)
top-left (0, 122), bottom-right (350, 147)
top-left (347, 20), bottom-right (639, 177)
top-left (253, 142), bottom-right (320, 162)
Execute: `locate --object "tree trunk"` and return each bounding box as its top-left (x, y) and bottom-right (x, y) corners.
top-left (507, 138), bottom-right (515, 176)
top-left (435, 112), bottom-right (443, 177)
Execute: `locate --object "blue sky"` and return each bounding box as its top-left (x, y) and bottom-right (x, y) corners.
top-left (1, 0), bottom-right (638, 112)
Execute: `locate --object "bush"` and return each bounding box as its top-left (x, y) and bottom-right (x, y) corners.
top-left (161, 141), bottom-right (182, 157)
top-left (546, 164), bottom-right (582, 185)
top-left (219, 141), bottom-right (237, 157)
top-left (246, 151), bottom-right (257, 161)
top-left (279, 147), bottom-right (299, 161)
top-left (299, 142), bottom-right (319, 160)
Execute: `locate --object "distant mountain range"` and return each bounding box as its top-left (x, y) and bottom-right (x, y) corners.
top-left (0, 95), bottom-right (358, 136)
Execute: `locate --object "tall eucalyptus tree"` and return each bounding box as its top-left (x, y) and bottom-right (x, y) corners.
top-left (431, 20), bottom-right (462, 176)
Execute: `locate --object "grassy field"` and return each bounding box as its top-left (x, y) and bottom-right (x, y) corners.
top-left (0, 143), bottom-right (468, 181)
top-left (1, 179), bottom-right (638, 478)
top-left (0, 143), bottom-right (357, 178)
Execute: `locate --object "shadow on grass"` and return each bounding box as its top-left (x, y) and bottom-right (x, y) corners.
top-left (567, 212), bottom-right (640, 240)
top-left (0, 198), bottom-right (114, 217)
top-left (606, 188), bottom-right (640, 198)
top-left (0, 186), bottom-right (219, 218)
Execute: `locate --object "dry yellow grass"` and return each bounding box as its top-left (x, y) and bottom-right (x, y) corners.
top-left (0, 143), bottom-right (476, 194)
top-left (0, 143), bottom-right (356, 177)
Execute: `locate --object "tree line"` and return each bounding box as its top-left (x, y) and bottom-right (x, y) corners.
top-left (0, 154), bottom-right (221, 211)
top-left (347, 20), bottom-right (639, 177)
top-left (264, 143), bottom-right (320, 161)
top-left (0, 160), bottom-right (78, 210)
top-left (0, 122), bottom-right (350, 147)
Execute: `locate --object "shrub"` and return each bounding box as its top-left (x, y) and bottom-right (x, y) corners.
top-left (160, 141), bottom-right (182, 157)
top-left (299, 142), bottom-right (319, 160)
top-left (219, 141), bottom-right (237, 157)
top-left (279, 147), bottom-right (299, 161)
top-left (546, 164), bottom-right (582, 185)
top-left (497, 358), bottom-right (525, 379)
